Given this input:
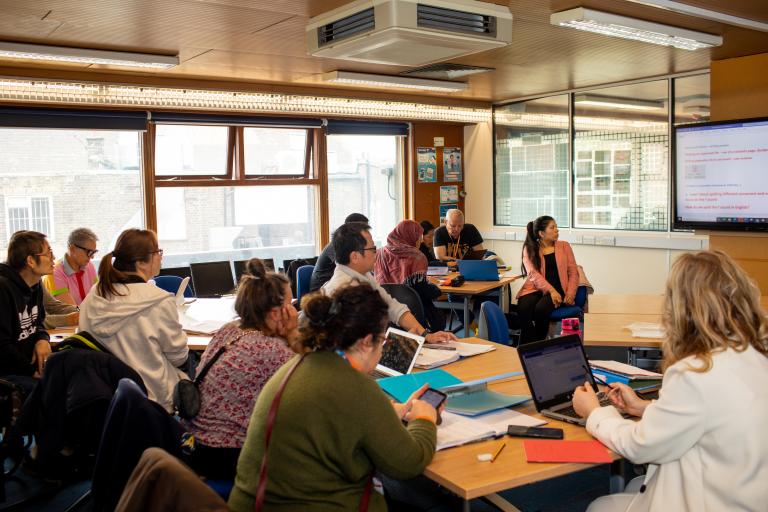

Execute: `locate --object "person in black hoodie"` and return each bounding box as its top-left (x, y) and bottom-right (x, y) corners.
top-left (0, 230), bottom-right (53, 395)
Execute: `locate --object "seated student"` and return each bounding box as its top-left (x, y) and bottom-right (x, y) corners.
top-left (228, 284), bottom-right (439, 512)
top-left (309, 212), bottom-right (368, 292)
top-left (45, 227), bottom-right (99, 306)
top-left (374, 220), bottom-right (444, 332)
top-left (183, 258), bottom-right (296, 480)
top-left (0, 230), bottom-right (53, 395)
top-left (517, 215), bottom-right (578, 344)
top-left (573, 250), bottom-right (768, 512)
top-left (79, 228), bottom-right (189, 412)
top-left (418, 220), bottom-right (437, 263)
top-left (322, 221), bottom-right (456, 344)
top-left (433, 209), bottom-right (484, 262)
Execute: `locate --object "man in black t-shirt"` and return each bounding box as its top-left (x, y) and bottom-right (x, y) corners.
top-left (309, 213), bottom-right (369, 292)
top-left (433, 209), bottom-right (484, 261)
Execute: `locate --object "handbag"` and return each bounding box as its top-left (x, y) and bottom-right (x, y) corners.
top-left (173, 331), bottom-right (248, 420)
top-left (253, 353), bottom-right (374, 512)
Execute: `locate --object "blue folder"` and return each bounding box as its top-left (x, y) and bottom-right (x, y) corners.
top-left (378, 369), bottom-right (462, 403)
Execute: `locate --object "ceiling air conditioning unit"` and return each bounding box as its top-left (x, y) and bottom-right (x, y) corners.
top-left (306, 0), bottom-right (512, 67)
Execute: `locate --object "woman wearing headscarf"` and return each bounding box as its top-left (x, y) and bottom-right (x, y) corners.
top-left (374, 220), bottom-right (444, 332)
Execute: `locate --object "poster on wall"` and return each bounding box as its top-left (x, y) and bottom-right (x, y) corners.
top-left (417, 147), bottom-right (437, 183)
top-left (443, 147), bottom-right (462, 182)
top-left (439, 203), bottom-right (458, 222)
top-left (440, 185), bottom-right (459, 203)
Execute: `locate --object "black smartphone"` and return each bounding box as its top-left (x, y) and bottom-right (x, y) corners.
top-left (507, 425), bottom-right (564, 439)
top-left (419, 388), bottom-right (447, 409)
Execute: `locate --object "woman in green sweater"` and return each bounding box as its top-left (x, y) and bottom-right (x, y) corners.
top-left (228, 283), bottom-right (439, 512)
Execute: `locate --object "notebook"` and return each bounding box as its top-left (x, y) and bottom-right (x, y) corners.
top-left (427, 266), bottom-right (450, 276)
top-left (517, 334), bottom-right (610, 426)
top-left (457, 259), bottom-right (499, 281)
top-left (372, 328), bottom-right (425, 378)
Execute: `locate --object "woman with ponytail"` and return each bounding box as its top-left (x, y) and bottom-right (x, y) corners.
top-left (228, 284), bottom-right (439, 512)
top-left (78, 229), bottom-right (189, 412)
top-left (183, 258), bottom-right (297, 480)
top-left (517, 216), bottom-right (579, 344)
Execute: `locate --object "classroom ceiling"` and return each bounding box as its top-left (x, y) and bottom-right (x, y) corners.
top-left (0, 0), bottom-right (766, 104)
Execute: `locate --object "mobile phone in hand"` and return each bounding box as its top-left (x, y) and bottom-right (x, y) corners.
top-left (507, 425), bottom-right (564, 439)
top-left (419, 388), bottom-right (447, 409)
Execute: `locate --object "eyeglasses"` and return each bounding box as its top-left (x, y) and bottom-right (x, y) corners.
top-left (361, 245), bottom-right (377, 253)
top-left (74, 244), bottom-right (99, 258)
top-left (34, 248), bottom-right (54, 258)
top-left (152, 248), bottom-right (164, 257)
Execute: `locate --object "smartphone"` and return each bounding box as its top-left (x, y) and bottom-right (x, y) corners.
top-left (507, 425), bottom-right (564, 439)
top-left (419, 388), bottom-right (447, 409)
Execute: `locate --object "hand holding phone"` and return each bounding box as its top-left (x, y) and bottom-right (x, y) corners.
top-left (507, 425), bottom-right (564, 439)
top-left (408, 388), bottom-right (446, 425)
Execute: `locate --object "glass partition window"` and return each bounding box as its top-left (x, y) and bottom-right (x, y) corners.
top-left (243, 128), bottom-right (308, 176)
top-left (574, 80), bottom-right (669, 231)
top-left (0, 128), bottom-right (144, 256)
top-left (155, 185), bottom-right (317, 267)
top-left (674, 74), bottom-right (710, 125)
top-left (155, 124), bottom-right (229, 176)
top-left (326, 135), bottom-right (403, 243)
top-left (494, 95), bottom-right (570, 226)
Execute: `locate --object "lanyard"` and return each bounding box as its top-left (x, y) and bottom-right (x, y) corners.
top-left (451, 233), bottom-right (461, 259)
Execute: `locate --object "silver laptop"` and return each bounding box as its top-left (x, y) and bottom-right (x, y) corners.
top-left (372, 328), bottom-right (425, 378)
top-left (517, 334), bottom-right (610, 426)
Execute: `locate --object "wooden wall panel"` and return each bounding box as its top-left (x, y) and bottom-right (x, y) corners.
top-left (410, 122), bottom-right (465, 228)
top-left (709, 52), bottom-right (768, 292)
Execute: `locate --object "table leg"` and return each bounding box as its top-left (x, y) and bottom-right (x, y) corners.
top-left (463, 296), bottom-right (470, 334)
top-left (483, 493), bottom-right (523, 511)
top-left (609, 459), bottom-right (627, 493)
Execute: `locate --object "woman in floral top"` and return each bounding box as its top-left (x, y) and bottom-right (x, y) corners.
top-left (183, 258), bottom-right (297, 479)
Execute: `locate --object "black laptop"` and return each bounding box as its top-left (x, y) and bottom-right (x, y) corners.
top-left (517, 334), bottom-right (610, 426)
top-left (234, 258), bottom-right (274, 282)
top-left (190, 261), bottom-right (236, 298)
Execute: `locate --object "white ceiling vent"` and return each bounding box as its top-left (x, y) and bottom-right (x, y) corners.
top-left (307, 0), bottom-right (512, 66)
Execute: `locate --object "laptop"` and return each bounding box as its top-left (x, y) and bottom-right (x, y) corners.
top-left (190, 261), bottom-right (236, 298)
top-left (461, 249), bottom-right (487, 260)
top-left (517, 334), bottom-right (610, 426)
top-left (234, 258), bottom-right (275, 282)
top-left (457, 260), bottom-right (499, 281)
top-left (371, 328), bottom-right (426, 378)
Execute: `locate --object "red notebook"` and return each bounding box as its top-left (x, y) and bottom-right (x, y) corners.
top-left (523, 440), bottom-right (613, 464)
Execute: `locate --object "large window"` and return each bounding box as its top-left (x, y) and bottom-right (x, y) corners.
top-left (327, 135), bottom-right (404, 243)
top-left (0, 129), bottom-right (144, 256)
top-left (494, 73), bottom-right (709, 232)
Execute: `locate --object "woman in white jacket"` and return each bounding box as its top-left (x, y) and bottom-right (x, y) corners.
top-left (79, 229), bottom-right (188, 412)
top-left (573, 250), bottom-right (768, 512)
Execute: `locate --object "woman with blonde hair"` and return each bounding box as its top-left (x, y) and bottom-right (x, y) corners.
top-left (573, 250), bottom-right (768, 511)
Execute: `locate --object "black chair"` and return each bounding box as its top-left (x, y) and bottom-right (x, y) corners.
top-left (381, 284), bottom-right (427, 328)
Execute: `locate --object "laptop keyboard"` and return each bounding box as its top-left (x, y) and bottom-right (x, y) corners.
top-left (371, 369), bottom-right (389, 379)
top-left (557, 393), bottom-right (612, 419)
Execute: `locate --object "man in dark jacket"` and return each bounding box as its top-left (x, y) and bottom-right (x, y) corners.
top-left (0, 231), bottom-right (54, 394)
top-left (309, 212), bottom-right (368, 292)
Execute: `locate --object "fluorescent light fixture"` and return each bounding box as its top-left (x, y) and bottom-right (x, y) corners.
top-left (624, 0), bottom-right (768, 33)
top-left (575, 93), bottom-right (665, 111)
top-left (321, 71), bottom-right (467, 93)
top-left (550, 7), bottom-right (722, 50)
top-left (0, 41), bottom-right (179, 69)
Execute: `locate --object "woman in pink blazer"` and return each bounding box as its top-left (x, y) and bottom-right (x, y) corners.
top-left (517, 216), bottom-right (579, 344)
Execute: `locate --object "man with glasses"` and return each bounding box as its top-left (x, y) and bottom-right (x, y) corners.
top-left (0, 230), bottom-right (53, 394)
top-left (322, 222), bottom-right (456, 344)
top-left (46, 227), bottom-right (99, 306)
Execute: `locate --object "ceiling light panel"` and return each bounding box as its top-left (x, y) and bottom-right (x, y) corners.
top-left (550, 7), bottom-right (722, 50)
top-left (322, 71), bottom-right (467, 93)
top-left (0, 42), bottom-right (179, 69)
top-left (574, 93), bottom-right (665, 110)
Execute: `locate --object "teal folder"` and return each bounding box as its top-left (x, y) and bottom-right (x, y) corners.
top-left (378, 369), bottom-right (462, 403)
top-left (445, 389), bottom-right (531, 416)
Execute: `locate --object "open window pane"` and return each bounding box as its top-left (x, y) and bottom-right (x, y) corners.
top-left (155, 125), bottom-right (229, 176)
top-left (156, 185), bottom-right (317, 267)
top-left (243, 128), bottom-right (307, 176)
top-left (0, 129), bottom-right (144, 255)
top-left (326, 135), bottom-right (403, 244)
top-left (574, 80), bottom-right (668, 231)
top-left (494, 95), bottom-right (570, 227)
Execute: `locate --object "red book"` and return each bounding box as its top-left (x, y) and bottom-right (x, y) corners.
top-left (523, 440), bottom-right (613, 464)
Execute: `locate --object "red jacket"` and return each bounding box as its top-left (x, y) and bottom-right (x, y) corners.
top-left (517, 240), bottom-right (579, 299)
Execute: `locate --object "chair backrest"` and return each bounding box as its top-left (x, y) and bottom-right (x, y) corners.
top-left (296, 265), bottom-right (314, 305)
top-left (479, 301), bottom-right (511, 346)
top-left (152, 275), bottom-right (194, 298)
top-left (381, 284), bottom-right (427, 327)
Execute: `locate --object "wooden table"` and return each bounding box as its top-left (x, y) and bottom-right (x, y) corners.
top-left (432, 274), bottom-right (521, 329)
top-left (588, 294), bottom-right (768, 315)
top-left (423, 338), bottom-right (618, 511)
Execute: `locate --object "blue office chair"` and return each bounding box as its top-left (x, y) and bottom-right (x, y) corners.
top-left (478, 301), bottom-right (512, 346)
top-left (153, 275), bottom-right (194, 298)
top-left (549, 285), bottom-right (588, 321)
top-left (296, 265), bottom-right (314, 307)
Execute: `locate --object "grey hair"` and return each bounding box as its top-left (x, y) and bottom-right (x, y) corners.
top-left (446, 209), bottom-right (464, 221)
top-left (68, 227), bottom-right (99, 247)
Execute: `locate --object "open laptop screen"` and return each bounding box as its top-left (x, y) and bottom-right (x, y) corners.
top-left (190, 261), bottom-right (235, 298)
top-left (518, 335), bottom-right (592, 408)
top-left (378, 328), bottom-right (423, 375)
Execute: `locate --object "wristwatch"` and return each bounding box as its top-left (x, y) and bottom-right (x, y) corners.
top-left (420, 329), bottom-right (430, 338)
